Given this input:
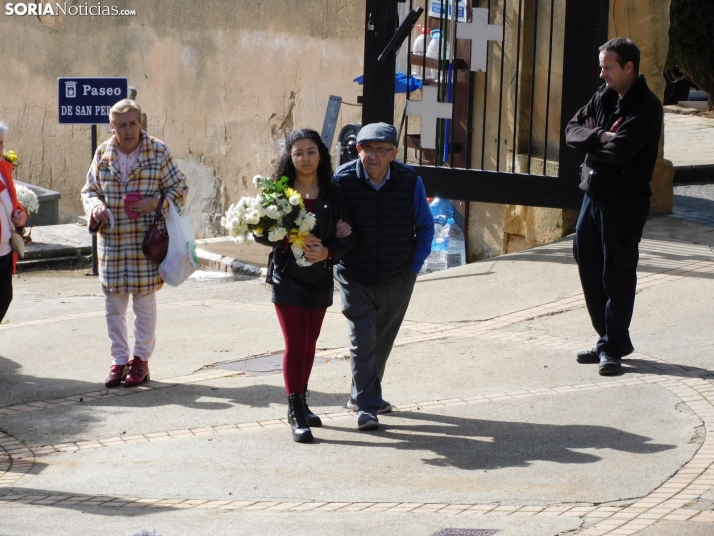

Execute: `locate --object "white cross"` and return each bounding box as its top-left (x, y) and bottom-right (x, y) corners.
top-left (405, 86), bottom-right (454, 150)
top-left (456, 8), bottom-right (504, 72)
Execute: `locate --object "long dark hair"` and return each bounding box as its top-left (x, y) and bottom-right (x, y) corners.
top-left (272, 129), bottom-right (337, 197)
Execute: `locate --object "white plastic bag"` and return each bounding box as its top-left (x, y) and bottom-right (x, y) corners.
top-left (158, 201), bottom-right (199, 287)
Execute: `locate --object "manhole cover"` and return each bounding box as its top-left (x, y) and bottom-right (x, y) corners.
top-left (431, 530), bottom-right (501, 536)
top-left (213, 353), bottom-right (329, 376)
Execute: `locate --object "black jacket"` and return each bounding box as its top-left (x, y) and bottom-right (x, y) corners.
top-left (565, 75), bottom-right (663, 199)
top-left (254, 186), bottom-right (354, 309)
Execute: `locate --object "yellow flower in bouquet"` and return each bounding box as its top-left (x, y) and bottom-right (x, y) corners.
top-left (2, 150), bottom-right (18, 165)
top-left (288, 229), bottom-right (308, 249)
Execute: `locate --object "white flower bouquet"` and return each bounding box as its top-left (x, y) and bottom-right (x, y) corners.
top-left (222, 175), bottom-right (317, 266)
top-left (15, 184), bottom-right (39, 215)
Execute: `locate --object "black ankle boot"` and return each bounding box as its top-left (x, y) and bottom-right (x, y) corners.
top-left (303, 386), bottom-right (322, 428)
top-left (287, 393), bottom-right (313, 443)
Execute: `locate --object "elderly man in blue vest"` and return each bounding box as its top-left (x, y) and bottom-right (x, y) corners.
top-left (333, 122), bottom-right (434, 430)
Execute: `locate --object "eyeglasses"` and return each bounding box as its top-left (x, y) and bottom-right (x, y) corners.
top-left (291, 150), bottom-right (319, 160)
top-left (360, 146), bottom-right (395, 158)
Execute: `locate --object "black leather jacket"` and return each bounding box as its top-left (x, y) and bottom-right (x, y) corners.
top-left (254, 186), bottom-right (354, 309)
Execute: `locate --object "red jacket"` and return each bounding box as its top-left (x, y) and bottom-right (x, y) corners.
top-left (0, 158), bottom-right (23, 273)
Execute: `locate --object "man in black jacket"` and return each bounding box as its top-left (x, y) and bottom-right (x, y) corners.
top-left (333, 123), bottom-right (434, 430)
top-left (565, 37), bottom-right (663, 376)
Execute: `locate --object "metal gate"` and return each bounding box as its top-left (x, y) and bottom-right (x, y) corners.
top-left (398, 0), bottom-right (609, 209)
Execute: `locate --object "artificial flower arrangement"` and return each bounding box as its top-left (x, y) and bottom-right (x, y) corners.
top-left (2, 149), bottom-right (18, 166)
top-left (15, 185), bottom-right (39, 215)
top-left (222, 175), bottom-right (317, 266)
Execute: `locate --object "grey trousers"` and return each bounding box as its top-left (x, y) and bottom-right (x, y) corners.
top-left (335, 268), bottom-right (417, 410)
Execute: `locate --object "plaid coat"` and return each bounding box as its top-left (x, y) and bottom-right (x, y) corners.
top-left (81, 132), bottom-right (188, 295)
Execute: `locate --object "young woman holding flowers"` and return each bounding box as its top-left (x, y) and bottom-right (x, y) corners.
top-left (0, 121), bottom-right (27, 323)
top-left (254, 129), bottom-right (354, 443)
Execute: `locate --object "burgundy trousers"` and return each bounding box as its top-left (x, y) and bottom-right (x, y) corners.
top-left (274, 304), bottom-right (327, 394)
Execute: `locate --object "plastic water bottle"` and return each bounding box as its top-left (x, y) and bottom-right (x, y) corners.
top-left (426, 216), bottom-right (448, 273)
top-left (428, 197), bottom-right (454, 220)
top-left (445, 218), bottom-right (466, 268)
top-left (426, 29), bottom-right (450, 82)
top-left (411, 25), bottom-right (431, 80)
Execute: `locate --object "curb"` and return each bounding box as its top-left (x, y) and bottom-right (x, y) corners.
top-left (674, 165), bottom-right (714, 184)
top-left (195, 247), bottom-right (265, 279)
top-left (664, 104), bottom-right (702, 116)
top-left (16, 254), bottom-right (91, 272)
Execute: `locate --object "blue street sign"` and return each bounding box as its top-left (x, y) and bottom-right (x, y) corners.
top-left (58, 77), bottom-right (128, 124)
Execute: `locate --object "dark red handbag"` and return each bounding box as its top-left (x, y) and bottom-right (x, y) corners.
top-left (142, 192), bottom-right (168, 264)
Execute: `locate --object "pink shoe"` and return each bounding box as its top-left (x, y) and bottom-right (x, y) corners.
top-left (123, 358), bottom-right (150, 388)
top-left (104, 364), bottom-right (128, 388)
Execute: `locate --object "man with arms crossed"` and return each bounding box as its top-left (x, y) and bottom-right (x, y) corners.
top-left (333, 123), bottom-right (434, 429)
top-left (565, 38), bottom-right (663, 376)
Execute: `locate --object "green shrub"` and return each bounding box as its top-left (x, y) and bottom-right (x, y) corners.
top-left (667, 0), bottom-right (714, 110)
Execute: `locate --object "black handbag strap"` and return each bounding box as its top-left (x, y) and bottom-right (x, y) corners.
top-left (152, 192), bottom-right (166, 224)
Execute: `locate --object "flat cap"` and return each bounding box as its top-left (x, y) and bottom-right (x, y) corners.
top-left (356, 122), bottom-right (398, 146)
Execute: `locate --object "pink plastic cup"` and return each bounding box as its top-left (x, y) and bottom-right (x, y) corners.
top-left (123, 192), bottom-right (142, 219)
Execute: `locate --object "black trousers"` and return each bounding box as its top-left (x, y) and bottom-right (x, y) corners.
top-left (0, 252), bottom-right (13, 323)
top-left (573, 193), bottom-right (650, 359)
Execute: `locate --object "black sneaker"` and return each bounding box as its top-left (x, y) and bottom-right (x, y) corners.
top-left (598, 353), bottom-right (622, 376)
top-left (357, 408), bottom-right (379, 430)
top-left (579, 345), bottom-right (634, 363)
top-left (576, 348), bottom-right (599, 364)
top-left (347, 398), bottom-right (393, 414)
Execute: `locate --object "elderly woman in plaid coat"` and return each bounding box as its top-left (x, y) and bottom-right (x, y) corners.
top-left (82, 99), bottom-right (188, 388)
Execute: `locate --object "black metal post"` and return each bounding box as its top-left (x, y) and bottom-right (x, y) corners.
top-left (88, 124), bottom-right (99, 276)
top-left (362, 0), bottom-right (399, 125)
top-left (557, 0), bottom-right (610, 184)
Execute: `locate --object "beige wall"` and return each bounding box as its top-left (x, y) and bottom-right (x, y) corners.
top-left (610, 0), bottom-right (674, 214)
top-left (0, 1), bottom-right (364, 235)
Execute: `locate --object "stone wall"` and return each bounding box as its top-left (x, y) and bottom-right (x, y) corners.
top-left (609, 0), bottom-right (674, 214)
top-left (0, 0), bottom-right (364, 236)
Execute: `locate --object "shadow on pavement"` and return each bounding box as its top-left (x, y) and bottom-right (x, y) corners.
top-left (2, 352), bottom-right (714, 446)
top-left (502, 237), bottom-right (714, 277)
top-left (0, 352), bottom-right (349, 443)
top-left (622, 357), bottom-right (714, 380)
top-left (0, 355), bottom-right (109, 408)
top-left (672, 195), bottom-right (714, 228)
top-left (318, 411), bottom-right (676, 471)
top-left (0, 410), bottom-right (677, 516)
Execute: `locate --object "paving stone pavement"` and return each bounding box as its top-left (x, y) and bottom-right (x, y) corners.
top-left (2, 213), bottom-right (714, 535)
top-left (664, 113), bottom-right (714, 169)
